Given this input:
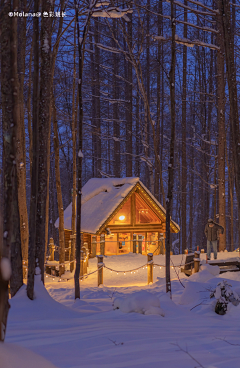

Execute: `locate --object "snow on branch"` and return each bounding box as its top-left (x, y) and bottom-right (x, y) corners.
top-left (193, 39), bottom-right (220, 50)
top-left (95, 1), bottom-right (110, 7)
top-left (96, 43), bottom-right (121, 53)
top-left (153, 34), bottom-right (220, 50)
top-left (153, 35), bottom-right (167, 42)
top-left (92, 6), bottom-right (133, 18)
top-left (175, 35), bottom-right (195, 47)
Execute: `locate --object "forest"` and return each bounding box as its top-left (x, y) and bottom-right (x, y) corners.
top-left (1, 0), bottom-right (240, 347)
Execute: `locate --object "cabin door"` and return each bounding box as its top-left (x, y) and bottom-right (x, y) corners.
top-left (136, 233), bottom-right (146, 254)
top-left (118, 233), bottom-right (131, 254)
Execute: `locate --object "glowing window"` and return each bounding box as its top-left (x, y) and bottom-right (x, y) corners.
top-left (109, 197), bottom-right (131, 225)
top-left (135, 193), bottom-right (160, 224)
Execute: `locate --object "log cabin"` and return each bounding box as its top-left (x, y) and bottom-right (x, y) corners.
top-left (55, 177), bottom-right (180, 257)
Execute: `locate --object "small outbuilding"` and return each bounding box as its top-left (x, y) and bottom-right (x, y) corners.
top-left (55, 177), bottom-right (180, 257)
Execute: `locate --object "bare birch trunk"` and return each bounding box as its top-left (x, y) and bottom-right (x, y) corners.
top-left (27, 40), bottom-right (33, 177)
top-left (35, 0), bottom-right (52, 283)
top-left (113, 21), bottom-right (120, 178)
top-left (225, 143), bottom-right (234, 251)
top-left (53, 95), bottom-right (65, 276)
top-left (9, 0), bottom-right (23, 296)
top-left (126, 15), bottom-right (133, 177)
top-left (27, 0), bottom-right (40, 299)
top-left (165, 0), bottom-right (176, 296)
top-left (17, 0), bottom-right (29, 263)
top-left (216, 11), bottom-right (226, 251)
top-left (71, 20), bottom-right (77, 273)
top-left (181, 2), bottom-right (187, 253)
top-left (220, 0), bottom-right (240, 236)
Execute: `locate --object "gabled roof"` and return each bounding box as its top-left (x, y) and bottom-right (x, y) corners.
top-left (55, 177), bottom-right (180, 234)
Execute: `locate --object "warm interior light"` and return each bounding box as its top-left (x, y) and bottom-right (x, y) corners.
top-left (119, 215), bottom-right (125, 221)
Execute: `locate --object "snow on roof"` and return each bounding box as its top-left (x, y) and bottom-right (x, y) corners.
top-left (55, 177), bottom-right (180, 234)
top-left (55, 177), bottom-right (138, 234)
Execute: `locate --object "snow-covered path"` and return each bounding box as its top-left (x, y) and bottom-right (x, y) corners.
top-left (6, 252), bottom-right (240, 368)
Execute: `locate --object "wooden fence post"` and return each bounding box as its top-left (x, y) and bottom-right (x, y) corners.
top-left (68, 240), bottom-right (71, 262)
top-left (138, 235), bottom-right (143, 254)
top-left (159, 233), bottom-right (164, 255)
top-left (91, 236), bottom-right (97, 258)
top-left (84, 242), bottom-right (89, 266)
top-left (147, 253), bottom-right (153, 284)
top-left (97, 255), bottom-right (104, 286)
top-left (80, 250), bottom-right (84, 279)
top-left (100, 234), bottom-right (105, 255)
top-left (194, 251), bottom-right (200, 273)
top-left (82, 246), bottom-right (87, 274)
top-left (49, 237), bottom-right (55, 261)
top-left (133, 234), bottom-right (137, 253)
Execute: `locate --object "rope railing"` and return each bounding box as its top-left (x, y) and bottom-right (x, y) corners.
top-left (45, 237), bottom-right (200, 286)
top-left (104, 264), bottom-right (148, 274)
top-left (45, 258), bottom-right (195, 283)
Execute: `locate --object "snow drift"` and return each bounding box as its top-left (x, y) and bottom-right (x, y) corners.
top-left (113, 291), bottom-right (165, 316)
top-left (0, 343), bottom-right (57, 368)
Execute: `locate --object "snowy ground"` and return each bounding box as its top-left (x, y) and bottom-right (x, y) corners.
top-left (6, 251), bottom-right (240, 368)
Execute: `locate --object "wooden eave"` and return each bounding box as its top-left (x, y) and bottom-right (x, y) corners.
top-left (96, 182), bottom-right (179, 235)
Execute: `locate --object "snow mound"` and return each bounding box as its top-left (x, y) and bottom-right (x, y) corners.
top-left (201, 264), bottom-right (220, 276)
top-left (9, 274), bottom-right (82, 323)
top-left (179, 281), bottom-right (210, 305)
top-left (113, 291), bottom-right (165, 316)
top-left (188, 264), bottom-right (220, 283)
top-left (0, 343), bottom-right (57, 368)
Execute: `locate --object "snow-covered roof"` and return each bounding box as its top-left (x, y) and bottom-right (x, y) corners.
top-left (55, 177), bottom-right (180, 234)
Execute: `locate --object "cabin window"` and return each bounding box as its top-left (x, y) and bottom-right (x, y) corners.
top-left (135, 193), bottom-right (160, 224)
top-left (105, 233), bottom-right (118, 255)
top-left (109, 197), bottom-right (131, 225)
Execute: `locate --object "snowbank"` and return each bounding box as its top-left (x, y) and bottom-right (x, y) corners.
top-left (0, 343), bottom-right (57, 368)
top-left (113, 291), bottom-right (165, 316)
top-left (188, 263), bottom-right (220, 283)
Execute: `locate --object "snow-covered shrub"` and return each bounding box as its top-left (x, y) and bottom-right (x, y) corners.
top-left (210, 280), bottom-right (240, 315)
top-left (113, 291), bottom-right (165, 316)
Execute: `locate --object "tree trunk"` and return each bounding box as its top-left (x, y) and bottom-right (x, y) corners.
top-left (181, 2), bottom-right (187, 253)
top-left (9, 0), bottom-right (23, 297)
top-left (165, 0), bottom-right (176, 297)
top-left (113, 21), bottom-right (120, 178)
top-left (74, 0), bottom-right (93, 299)
top-left (225, 143), bottom-right (234, 251)
top-left (27, 40), bottom-right (33, 178)
top-left (0, 0), bottom-right (22, 339)
top-left (126, 15), bottom-right (133, 177)
top-left (220, 0), bottom-right (240, 236)
top-left (35, 0), bottom-right (52, 282)
top-left (216, 11), bottom-right (226, 251)
top-left (27, 0), bottom-right (40, 300)
top-left (94, 19), bottom-right (101, 177)
top-left (17, 0), bottom-right (29, 263)
top-left (53, 94), bottom-right (65, 276)
top-left (71, 20), bottom-right (77, 273)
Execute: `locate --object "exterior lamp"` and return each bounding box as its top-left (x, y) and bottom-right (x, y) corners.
top-left (119, 215), bottom-right (125, 221)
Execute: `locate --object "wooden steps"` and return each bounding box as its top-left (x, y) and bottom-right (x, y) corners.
top-left (208, 260), bottom-right (240, 274)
